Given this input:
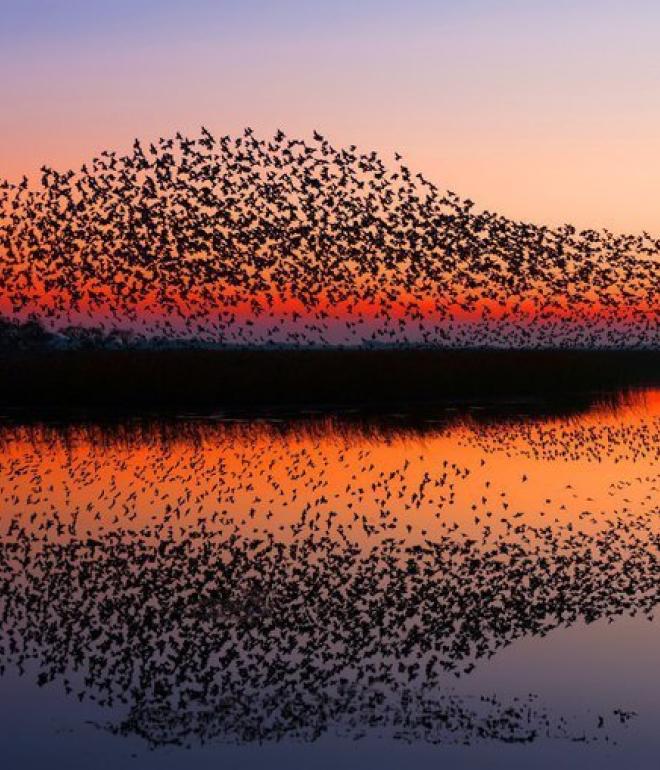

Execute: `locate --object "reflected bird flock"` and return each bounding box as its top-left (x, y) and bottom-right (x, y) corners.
top-left (0, 392), bottom-right (657, 751)
top-left (0, 128), bottom-right (657, 348)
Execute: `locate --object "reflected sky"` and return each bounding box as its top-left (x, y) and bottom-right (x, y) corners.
top-left (0, 390), bottom-right (657, 768)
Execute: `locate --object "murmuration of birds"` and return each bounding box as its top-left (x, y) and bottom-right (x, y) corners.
top-left (0, 127), bottom-right (657, 349)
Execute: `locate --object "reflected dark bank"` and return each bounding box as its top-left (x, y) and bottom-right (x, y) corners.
top-left (0, 388), bottom-right (658, 769)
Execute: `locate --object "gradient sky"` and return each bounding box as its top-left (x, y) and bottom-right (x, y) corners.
top-left (2, 0), bottom-right (660, 233)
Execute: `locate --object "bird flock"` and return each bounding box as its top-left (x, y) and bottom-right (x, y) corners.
top-left (0, 394), bottom-right (656, 747)
top-left (0, 127), bottom-right (657, 348)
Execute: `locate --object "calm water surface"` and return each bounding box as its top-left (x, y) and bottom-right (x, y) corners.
top-left (0, 391), bottom-right (658, 769)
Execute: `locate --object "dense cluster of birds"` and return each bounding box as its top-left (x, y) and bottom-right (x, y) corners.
top-left (0, 128), bottom-right (657, 348)
top-left (0, 395), bottom-right (656, 747)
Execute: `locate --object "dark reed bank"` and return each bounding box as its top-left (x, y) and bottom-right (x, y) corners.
top-left (0, 348), bottom-right (657, 413)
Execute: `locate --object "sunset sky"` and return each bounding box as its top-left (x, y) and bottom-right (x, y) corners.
top-left (2, 0), bottom-right (660, 234)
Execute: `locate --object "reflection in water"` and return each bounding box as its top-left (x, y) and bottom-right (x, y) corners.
top-left (0, 391), bottom-right (657, 756)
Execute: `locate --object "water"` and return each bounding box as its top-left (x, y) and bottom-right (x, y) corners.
top-left (0, 390), bottom-right (657, 769)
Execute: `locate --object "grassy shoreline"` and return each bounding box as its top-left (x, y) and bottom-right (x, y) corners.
top-left (0, 348), bottom-right (657, 415)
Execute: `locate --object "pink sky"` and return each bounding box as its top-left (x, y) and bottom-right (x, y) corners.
top-left (2, 1), bottom-right (660, 233)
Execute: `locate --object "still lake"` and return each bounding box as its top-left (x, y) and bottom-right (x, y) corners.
top-left (0, 390), bottom-right (657, 769)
